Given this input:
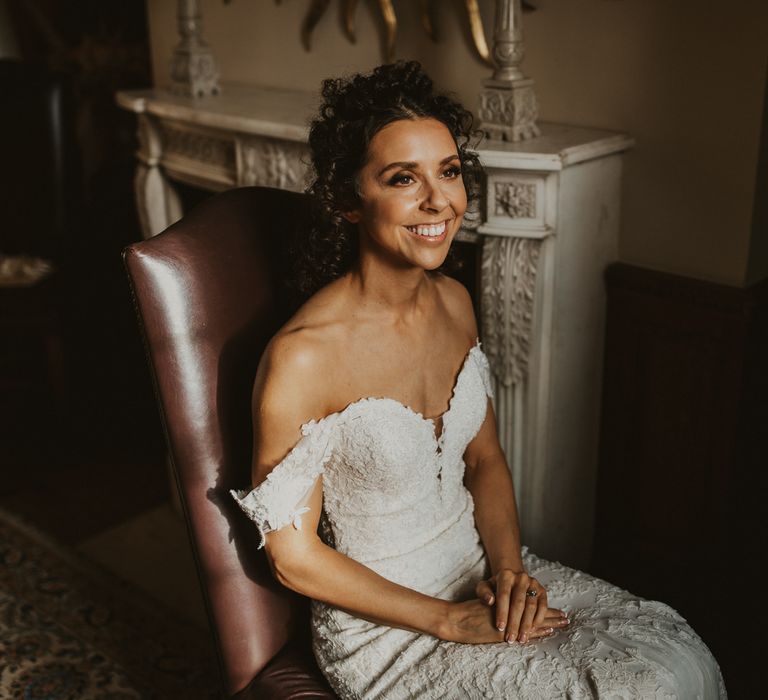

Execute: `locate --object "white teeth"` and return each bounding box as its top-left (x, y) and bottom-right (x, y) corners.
top-left (407, 221), bottom-right (447, 237)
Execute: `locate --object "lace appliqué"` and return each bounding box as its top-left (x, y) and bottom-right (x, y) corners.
top-left (230, 415), bottom-right (338, 549)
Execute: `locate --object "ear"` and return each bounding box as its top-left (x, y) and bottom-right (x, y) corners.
top-left (341, 209), bottom-right (361, 224)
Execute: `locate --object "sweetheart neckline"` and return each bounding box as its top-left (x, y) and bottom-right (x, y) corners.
top-left (300, 336), bottom-right (483, 450)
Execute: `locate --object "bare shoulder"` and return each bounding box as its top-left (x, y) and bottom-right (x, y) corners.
top-left (432, 273), bottom-right (479, 340)
top-left (250, 326), bottom-right (336, 481)
top-left (257, 276), bottom-right (348, 417)
top-left (256, 327), bottom-right (334, 422)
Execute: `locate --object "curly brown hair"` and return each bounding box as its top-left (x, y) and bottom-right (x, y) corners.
top-left (290, 60), bottom-right (484, 297)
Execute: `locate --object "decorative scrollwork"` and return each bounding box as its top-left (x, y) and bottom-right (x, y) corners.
top-left (480, 236), bottom-right (540, 387)
top-left (161, 126), bottom-right (235, 170)
top-left (479, 82), bottom-right (540, 142)
top-left (238, 137), bottom-right (310, 192)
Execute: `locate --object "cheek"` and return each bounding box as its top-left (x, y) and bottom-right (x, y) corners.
top-left (458, 188), bottom-right (468, 214)
top-left (369, 194), bottom-right (417, 226)
top-left (449, 181), bottom-right (468, 215)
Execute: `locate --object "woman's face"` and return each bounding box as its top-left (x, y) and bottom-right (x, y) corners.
top-left (343, 117), bottom-right (468, 271)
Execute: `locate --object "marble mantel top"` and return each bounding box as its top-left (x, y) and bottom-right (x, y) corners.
top-left (116, 83), bottom-right (321, 142)
top-left (116, 83), bottom-right (633, 171)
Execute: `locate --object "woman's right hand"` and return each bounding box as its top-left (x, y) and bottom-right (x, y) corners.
top-left (440, 599), bottom-right (568, 644)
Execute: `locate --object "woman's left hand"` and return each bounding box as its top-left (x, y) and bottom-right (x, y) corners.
top-left (475, 569), bottom-right (565, 643)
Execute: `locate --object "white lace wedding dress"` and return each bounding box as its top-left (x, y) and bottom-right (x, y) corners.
top-left (232, 338), bottom-right (726, 699)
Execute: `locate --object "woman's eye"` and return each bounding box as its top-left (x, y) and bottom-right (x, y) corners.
top-left (389, 173), bottom-right (414, 186)
top-left (388, 166), bottom-right (461, 186)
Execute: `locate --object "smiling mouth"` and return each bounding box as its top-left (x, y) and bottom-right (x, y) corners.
top-left (404, 220), bottom-right (450, 239)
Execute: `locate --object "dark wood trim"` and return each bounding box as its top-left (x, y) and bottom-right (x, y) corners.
top-left (593, 263), bottom-right (767, 696)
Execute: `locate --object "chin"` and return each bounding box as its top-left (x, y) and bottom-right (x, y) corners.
top-left (425, 257), bottom-right (448, 271)
top-left (417, 251), bottom-right (451, 272)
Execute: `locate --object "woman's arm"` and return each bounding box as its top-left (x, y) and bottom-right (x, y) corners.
top-left (463, 400), bottom-right (525, 576)
top-left (463, 395), bottom-right (566, 643)
top-left (264, 476), bottom-right (451, 637)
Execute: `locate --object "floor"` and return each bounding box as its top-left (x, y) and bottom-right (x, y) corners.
top-left (77, 502), bottom-right (208, 630)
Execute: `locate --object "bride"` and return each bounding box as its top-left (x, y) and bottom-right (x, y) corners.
top-left (232, 62), bottom-right (726, 699)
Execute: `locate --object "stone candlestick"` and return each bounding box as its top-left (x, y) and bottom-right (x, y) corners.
top-left (170, 0), bottom-right (221, 98)
top-left (479, 0), bottom-right (539, 142)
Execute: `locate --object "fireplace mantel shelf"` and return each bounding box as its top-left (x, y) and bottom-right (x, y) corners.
top-left (117, 84), bottom-right (633, 170)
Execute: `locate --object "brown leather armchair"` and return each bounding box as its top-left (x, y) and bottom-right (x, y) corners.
top-left (122, 186), bottom-right (338, 698)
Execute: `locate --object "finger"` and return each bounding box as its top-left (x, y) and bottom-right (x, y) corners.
top-left (475, 579), bottom-right (495, 605)
top-left (536, 613), bottom-right (570, 630)
top-left (517, 588), bottom-right (539, 642)
top-left (526, 625), bottom-right (555, 641)
top-left (548, 606), bottom-right (570, 625)
top-left (494, 571), bottom-right (514, 632)
top-left (532, 587), bottom-right (549, 628)
top-left (505, 574), bottom-right (529, 642)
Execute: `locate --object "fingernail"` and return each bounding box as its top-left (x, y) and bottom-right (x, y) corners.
top-left (546, 627), bottom-right (554, 634)
top-left (497, 622), bottom-right (505, 631)
top-left (560, 611), bottom-right (567, 618)
top-left (519, 633), bottom-right (528, 643)
top-left (506, 636), bottom-right (514, 644)
top-left (486, 594), bottom-right (494, 604)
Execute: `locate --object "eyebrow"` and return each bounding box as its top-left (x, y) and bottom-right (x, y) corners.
top-left (378, 154), bottom-right (460, 177)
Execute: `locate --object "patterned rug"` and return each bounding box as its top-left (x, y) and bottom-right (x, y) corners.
top-left (0, 507), bottom-right (220, 699)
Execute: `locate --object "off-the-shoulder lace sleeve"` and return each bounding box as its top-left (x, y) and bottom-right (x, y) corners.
top-left (230, 414), bottom-right (338, 549)
top-left (472, 343), bottom-right (495, 399)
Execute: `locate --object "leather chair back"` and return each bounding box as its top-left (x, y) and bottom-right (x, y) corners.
top-left (122, 186), bottom-right (326, 695)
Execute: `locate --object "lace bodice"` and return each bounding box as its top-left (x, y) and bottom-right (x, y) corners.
top-left (231, 338), bottom-right (725, 699)
top-left (231, 337), bottom-right (492, 572)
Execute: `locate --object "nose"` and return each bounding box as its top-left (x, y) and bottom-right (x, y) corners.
top-left (420, 174), bottom-right (450, 213)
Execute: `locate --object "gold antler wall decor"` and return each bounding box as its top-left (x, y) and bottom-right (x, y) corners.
top-left (301, 0), bottom-right (331, 50)
top-left (466, 0), bottom-right (491, 64)
top-left (224, 0), bottom-right (537, 65)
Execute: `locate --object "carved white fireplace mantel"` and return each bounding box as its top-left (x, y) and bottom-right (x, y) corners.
top-left (117, 83), bottom-right (633, 568)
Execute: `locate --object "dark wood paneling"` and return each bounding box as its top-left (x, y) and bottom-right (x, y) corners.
top-left (593, 263), bottom-right (767, 697)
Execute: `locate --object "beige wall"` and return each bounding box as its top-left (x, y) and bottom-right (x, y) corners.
top-left (147, 0), bottom-right (767, 286)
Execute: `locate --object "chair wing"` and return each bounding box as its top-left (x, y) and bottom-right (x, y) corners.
top-left (122, 186), bottom-right (335, 697)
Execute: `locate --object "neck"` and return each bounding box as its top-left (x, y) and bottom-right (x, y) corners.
top-left (345, 255), bottom-right (434, 326)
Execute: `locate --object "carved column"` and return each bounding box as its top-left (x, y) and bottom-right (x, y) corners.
top-left (479, 171), bottom-right (550, 529)
top-left (134, 114), bottom-right (183, 239)
top-left (170, 0), bottom-right (221, 98)
top-left (479, 0), bottom-right (539, 142)
top-left (481, 235), bottom-right (539, 496)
